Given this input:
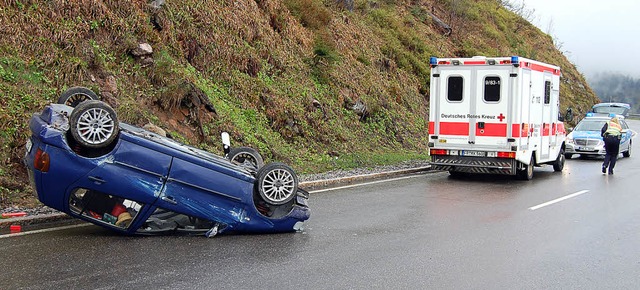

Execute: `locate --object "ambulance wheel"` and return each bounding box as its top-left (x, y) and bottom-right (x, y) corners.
top-left (553, 150), bottom-right (565, 172)
top-left (517, 156), bottom-right (534, 180)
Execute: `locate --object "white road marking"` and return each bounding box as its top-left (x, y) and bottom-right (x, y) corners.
top-left (0, 223), bottom-right (92, 239)
top-left (309, 175), bottom-right (419, 193)
top-left (529, 190), bottom-right (590, 211)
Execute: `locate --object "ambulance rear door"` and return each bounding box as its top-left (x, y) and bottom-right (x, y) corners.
top-left (472, 67), bottom-right (512, 150)
top-left (431, 68), bottom-right (472, 147)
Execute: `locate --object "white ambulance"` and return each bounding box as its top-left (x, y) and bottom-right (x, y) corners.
top-left (428, 56), bottom-right (566, 180)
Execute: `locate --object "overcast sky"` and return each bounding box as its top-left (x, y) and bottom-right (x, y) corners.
top-left (518, 0), bottom-right (640, 79)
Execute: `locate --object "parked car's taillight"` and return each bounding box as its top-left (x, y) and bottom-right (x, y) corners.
top-left (34, 148), bottom-right (50, 172)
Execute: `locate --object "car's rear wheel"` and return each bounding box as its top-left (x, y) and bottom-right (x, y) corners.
top-left (553, 149), bottom-right (565, 172)
top-left (228, 146), bottom-right (264, 170)
top-left (564, 153), bottom-right (573, 159)
top-left (58, 86), bottom-right (99, 107)
top-left (623, 140), bottom-right (632, 157)
top-left (69, 100), bottom-right (119, 149)
top-left (256, 162), bottom-right (298, 206)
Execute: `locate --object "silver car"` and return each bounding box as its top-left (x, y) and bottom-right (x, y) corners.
top-left (565, 114), bottom-right (634, 159)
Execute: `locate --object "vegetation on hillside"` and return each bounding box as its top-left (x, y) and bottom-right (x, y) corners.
top-left (0, 0), bottom-right (600, 207)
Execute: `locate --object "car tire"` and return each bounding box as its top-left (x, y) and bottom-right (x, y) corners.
top-left (58, 86), bottom-right (99, 107)
top-left (517, 155), bottom-right (534, 180)
top-left (623, 140), bottom-right (631, 158)
top-left (69, 100), bottom-right (119, 149)
top-left (228, 146), bottom-right (264, 170)
top-left (564, 153), bottom-right (573, 159)
top-left (256, 162), bottom-right (298, 206)
top-left (553, 149), bottom-right (565, 172)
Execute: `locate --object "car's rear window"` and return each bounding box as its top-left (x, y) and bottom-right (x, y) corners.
top-left (592, 106), bottom-right (629, 116)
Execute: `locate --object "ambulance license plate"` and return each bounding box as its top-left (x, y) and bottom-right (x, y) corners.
top-left (461, 150), bottom-right (486, 157)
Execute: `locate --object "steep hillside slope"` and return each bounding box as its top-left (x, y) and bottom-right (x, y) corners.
top-left (0, 0), bottom-right (599, 207)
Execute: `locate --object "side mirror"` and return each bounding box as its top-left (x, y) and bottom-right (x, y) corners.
top-left (221, 132), bottom-right (231, 155)
top-left (622, 129), bottom-right (636, 137)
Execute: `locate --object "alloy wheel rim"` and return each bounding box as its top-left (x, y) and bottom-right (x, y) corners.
top-left (76, 107), bottom-right (115, 145)
top-left (261, 169), bottom-right (295, 203)
top-left (66, 94), bottom-right (92, 107)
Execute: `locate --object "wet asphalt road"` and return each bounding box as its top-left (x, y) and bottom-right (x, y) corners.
top-left (2, 121), bottom-right (640, 289)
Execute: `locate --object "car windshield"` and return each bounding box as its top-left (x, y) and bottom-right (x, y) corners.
top-left (592, 106), bottom-right (628, 116)
top-left (574, 119), bottom-right (607, 131)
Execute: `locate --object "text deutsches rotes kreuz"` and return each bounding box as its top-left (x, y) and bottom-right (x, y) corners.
top-left (441, 113), bottom-right (498, 119)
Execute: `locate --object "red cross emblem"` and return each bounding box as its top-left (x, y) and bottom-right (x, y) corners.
top-left (498, 113), bottom-right (505, 122)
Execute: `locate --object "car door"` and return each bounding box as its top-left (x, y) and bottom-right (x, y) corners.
top-left (155, 156), bottom-right (255, 225)
top-left (620, 120), bottom-right (632, 152)
top-left (67, 139), bottom-right (172, 229)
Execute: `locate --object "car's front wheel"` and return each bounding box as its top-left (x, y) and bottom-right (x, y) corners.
top-left (227, 146), bottom-right (264, 170)
top-left (623, 140), bottom-right (632, 157)
top-left (58, 86), bottom-right (99, 107)
top-left (69, 100), bottom-right (119, 149)
top-left (256, 162), bottom-right (298, 206)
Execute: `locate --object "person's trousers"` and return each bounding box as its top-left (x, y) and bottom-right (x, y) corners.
top-left (603, 135), bottom-right (620, 170)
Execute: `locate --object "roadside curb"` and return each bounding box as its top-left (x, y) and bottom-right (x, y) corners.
top-left (0, 165), bottom-right (433, 229)
top-left (0, 212), bottom-right (71, 228)
top-left (299, 165), bottom-right (432, 190)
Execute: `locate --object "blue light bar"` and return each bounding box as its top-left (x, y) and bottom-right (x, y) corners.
top-left (511, 56), bottom-right (519, 65)
top-left (586, 112), bottom-right (594, 117)
top-left (430, 57), bottom-right (438, 65)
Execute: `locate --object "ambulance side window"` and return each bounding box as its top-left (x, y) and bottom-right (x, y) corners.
top-left (447, 76), bottom-right (463, 102)
top-left (544, 81), bottom-right (551, 104)
top-left (484, 76), bottom-right (501, 102)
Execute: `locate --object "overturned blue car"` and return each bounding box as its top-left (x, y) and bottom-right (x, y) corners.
top-left (23, 88), bottom-right (310, 237)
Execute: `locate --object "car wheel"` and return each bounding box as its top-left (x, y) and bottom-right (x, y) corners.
top-left (69, 100), bottom-right (119, 149)
top-left (564, 153), bottom-right (573, 159)
top-left (227, 146), bottom-right (264, 170)
top-left (517, 155), bottom-right (534, 180)
top-left (58, 86), bottom-right (99, 107)
top-left (623, 140), bottom-right (631, 158)
top-left (553, 149), bottom-right (565, 172)
top-left (256, 162), bottom-right (298, 206)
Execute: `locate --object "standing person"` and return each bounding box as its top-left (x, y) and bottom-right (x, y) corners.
top-left (601, 116), bottom-right (622, 174)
